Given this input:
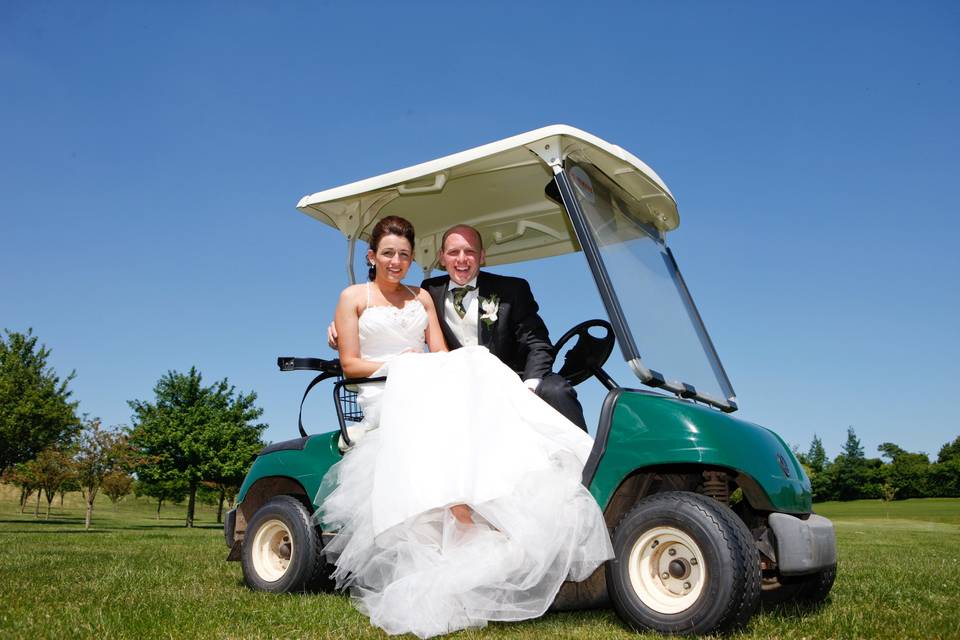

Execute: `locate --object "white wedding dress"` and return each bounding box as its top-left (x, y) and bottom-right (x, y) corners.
top-left (317, 290), bottom-right (613, 638)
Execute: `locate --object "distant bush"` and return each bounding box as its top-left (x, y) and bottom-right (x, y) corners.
top-left (801, 429), bottom-right (960, 502)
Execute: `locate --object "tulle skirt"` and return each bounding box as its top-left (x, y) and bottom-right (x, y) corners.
top-left (316, 347), bottom-right (613, 638)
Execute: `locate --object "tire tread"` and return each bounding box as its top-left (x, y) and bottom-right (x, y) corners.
top-left (607, 491), bottom-right (760, 634)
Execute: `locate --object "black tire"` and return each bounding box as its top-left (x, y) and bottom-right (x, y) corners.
top-left (241, 495), bottom-right (325, 593)
top-left (606, 491), bottom-right (761, 635)
top-left (763, 565), bottom-right (836, 606)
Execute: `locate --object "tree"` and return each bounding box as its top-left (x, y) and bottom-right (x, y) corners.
top-left (58, 476), bottom-right (80, 507)
top-left (878, 442), bottom-right (931, 499)
top-left (807, 435), bottom-right (827, 474)
top-left (200, 409), bottom-right (264, 524)
top-left (2, 461), bottom-right (40, 514)
top-left (74, 418), bottom-right (135, 529)
top-left (101, 471), bottom-right (133, 510)
top-left (135, 467), bottom-right (188, 520)
top-left (829, 427), bottom-right (882, 500)
top-left (878, 442), bottom-right (907, 462)
top-left (928, 458), bottom-right (960, 497)
top-left (842, 427), bottom-right (864, 460)
top-left (938, 436), bottom-right (960, 464)
top-left (33, 447), bottom-right (75, 518)
top-left (0, 329), bottom-right (79, 472)
top-left (128, 367), bottom-right (266, 528)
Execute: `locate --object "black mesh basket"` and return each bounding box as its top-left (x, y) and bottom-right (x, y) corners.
top-left (335, 377), bottom-right (365, 423)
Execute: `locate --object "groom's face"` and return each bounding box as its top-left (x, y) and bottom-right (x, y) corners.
top-left (440, 228), bottom-right (484, 286)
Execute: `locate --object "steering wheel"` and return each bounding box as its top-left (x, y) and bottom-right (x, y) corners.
top-left (555, 319), bottom-right (615, 386)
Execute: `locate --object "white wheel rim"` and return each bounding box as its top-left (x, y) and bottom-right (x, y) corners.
top-left (251, 519), bottom-right (294, 582)
top-left (627, 526), bottom-right (707, 614)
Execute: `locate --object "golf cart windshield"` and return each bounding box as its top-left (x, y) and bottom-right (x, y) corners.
top-left (562, 160), bottom-right (736, 410)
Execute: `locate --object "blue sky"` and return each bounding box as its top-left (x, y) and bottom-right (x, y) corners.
top-left (2, 1), bottom-right (958, 461)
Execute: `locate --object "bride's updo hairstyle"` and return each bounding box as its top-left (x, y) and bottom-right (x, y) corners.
top-left (368, 215), bottom-right (416, 280)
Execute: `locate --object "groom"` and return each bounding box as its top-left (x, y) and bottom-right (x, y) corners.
top-left (421, 224), bottom-right (588, 432)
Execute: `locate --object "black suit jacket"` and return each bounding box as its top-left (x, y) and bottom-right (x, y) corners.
top-left (421, 271), bottom-right (556, 380)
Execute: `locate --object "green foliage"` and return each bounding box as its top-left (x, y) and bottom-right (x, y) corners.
top-left (0, 329), bottom-right (79, 472)
top-left (927, 459), bottom-right (960, 497)
top-left (806, 434), bottom-right (827, 474)
top-left (134, 466), bottom-right (189, 517)
top-left (101, 471), bottom-right (133, 508)
top-left (128, 367), bottom-right (265, 528)
top-left (841, 426), bottom-right (864, 460)
top-left (1, 461), bottom-right (40, 512)
top-left (33, 447), bottom-right (75, 517)
top-left (938, 436), bottom-right (960, 463)
top-left (878, 444), bottom-right (931, 500)
top-left (807, 430), bottom-right (960, 502)
top-left (74, 417), bottom-right (136, 529)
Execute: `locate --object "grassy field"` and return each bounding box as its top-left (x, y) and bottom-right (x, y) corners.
top-left (1, 487), bottom-right (958, 639)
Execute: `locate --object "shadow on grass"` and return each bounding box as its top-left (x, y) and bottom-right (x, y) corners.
top-left (759, 597), bottom-right (831, 619)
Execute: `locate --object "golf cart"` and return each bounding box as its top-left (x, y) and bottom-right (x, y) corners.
top-left (225, 125), bottom-right (836, 635)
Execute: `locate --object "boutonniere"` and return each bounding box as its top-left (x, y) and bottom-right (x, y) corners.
top-left (480, 294), bottom-right (500, 327)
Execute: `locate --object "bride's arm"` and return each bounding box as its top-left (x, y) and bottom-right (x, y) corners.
top-left (419, 289), bottom-right (448, 353)
top-left (335, 287), bottom-right (389, 378)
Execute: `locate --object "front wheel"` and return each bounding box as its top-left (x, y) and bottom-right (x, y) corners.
top-left (241, 495), bottom-right (325, 593)
top-left (606, 491), bottom-right (760, 635)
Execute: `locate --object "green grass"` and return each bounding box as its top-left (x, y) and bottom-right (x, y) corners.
top-left (1, 488), bottom-right (958, 639)
top-left (814, 498), bottom-right (960, 525)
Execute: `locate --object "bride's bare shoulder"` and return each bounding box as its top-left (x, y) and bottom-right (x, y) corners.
top-left (338, 284), bottom-right (367, 305)
top-left (412, 287), bottom-right (434, 311)
top-left (412, 286), bottom-right (433, 305)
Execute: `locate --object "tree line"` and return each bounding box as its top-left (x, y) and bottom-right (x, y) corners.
top-left (796, 428), bottom-right (960, 502)
top-left (1, 329), bottom-right (266, 528)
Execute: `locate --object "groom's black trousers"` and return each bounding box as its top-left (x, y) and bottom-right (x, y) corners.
top-left (535, 373), bottom-right (589, 432)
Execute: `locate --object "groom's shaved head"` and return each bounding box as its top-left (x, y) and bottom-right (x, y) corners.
top-left (441, 224), bottom-right (483, 251)
top-left (439, 224), bottom-right (485, 285)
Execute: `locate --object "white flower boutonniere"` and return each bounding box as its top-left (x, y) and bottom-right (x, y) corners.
top-left (480, 294), bottom-right (500, 327)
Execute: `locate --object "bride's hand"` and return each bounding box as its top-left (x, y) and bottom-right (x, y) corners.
top-left (327, 321), bottom-right (338, 349)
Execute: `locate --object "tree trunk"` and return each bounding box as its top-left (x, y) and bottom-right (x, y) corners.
top-left (19, 488), bottom-right (29, 513)
top-left (156, 498), bottom-right (162, 521)
top-left (85, 486), bottom-right (97, 530)
top-left (34, 491), bottom-right (41, 517)
top-left (217, 486), bottom-right (225, 524)
top-left (185, 482), bottom-right (197, 528)
top-left (45, 494), bottom-right (53, 519)
top-left (59, 490), bottom-right (65, 507)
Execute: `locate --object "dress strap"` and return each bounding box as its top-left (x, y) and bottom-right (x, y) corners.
top-left (403, 284), bottom-right (418, 299)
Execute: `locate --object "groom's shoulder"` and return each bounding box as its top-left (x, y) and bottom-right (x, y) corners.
top-left (420, 274), bottom-right (450, 288)
top-left (480, 271), bottom-right (534, 293)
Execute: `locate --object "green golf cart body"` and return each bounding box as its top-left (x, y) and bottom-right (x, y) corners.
top-left (226, 125), bottom-right (836, 635)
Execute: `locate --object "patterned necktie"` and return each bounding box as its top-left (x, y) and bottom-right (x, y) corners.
top-left (450, 285), bottom-right (476, 319)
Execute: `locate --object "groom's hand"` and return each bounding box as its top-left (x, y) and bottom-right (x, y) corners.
top-left (327, 321), bottom-right (339, 349)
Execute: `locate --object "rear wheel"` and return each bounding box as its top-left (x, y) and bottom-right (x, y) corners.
top-left (606, 491), bottom-right (760, 634)
top-left (241, 495), bottom-right (326, 593)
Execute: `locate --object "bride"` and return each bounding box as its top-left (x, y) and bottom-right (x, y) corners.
top-left (317, 215), bottom-right (613, 638)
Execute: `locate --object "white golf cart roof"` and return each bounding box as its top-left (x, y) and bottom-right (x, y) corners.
top-left (297, 125), bottom-right (679, 270)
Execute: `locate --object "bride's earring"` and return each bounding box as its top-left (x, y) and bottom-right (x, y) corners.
top-left (368, 261), bottom-right (376, 281)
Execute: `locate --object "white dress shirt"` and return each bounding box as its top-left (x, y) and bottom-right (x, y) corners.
top-left (445, 276), bottom-right (540, 392)
top-left (444, 277), bottom-right (480, 347)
